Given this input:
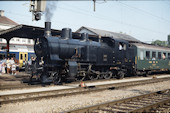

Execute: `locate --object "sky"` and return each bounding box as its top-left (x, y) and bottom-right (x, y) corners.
top-left (0, 0), bottom-right (170, 43)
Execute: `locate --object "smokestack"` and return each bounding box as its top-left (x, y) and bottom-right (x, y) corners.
top-left (44, 22), bottom-right (51, 37)
top-left (80, 33), bottom-right (88, 41)
top-left (0, 10), bottom-right (4, 16)
top-left (61, 28), bottom-right (72, 39)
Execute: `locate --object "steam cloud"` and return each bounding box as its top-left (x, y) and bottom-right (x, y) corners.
top-left (45, 1), bottom-right (57, 22)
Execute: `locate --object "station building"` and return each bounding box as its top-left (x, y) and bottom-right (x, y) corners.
top-left (76, 26), bottom-right (140, 43)
top-left (0, 10), bottom-right (34, 59)
top-left (0, 10), bottom-right (34, 45)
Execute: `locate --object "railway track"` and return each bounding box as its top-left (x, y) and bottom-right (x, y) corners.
top-left (0, 77), bottom-right (170, 105)
top-left (64, 89), bottom-right (170, 113)
top-left (1, 74), bottom-right (169, 90)
top-left (0, 84), bottom-right (42, 90)
top-left (0, 76), bottom-right (124, 90)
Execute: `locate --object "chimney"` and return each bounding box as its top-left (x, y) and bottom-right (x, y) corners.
top-left (44, 22), bottom-right (51, 37)
top-left (0, 10), bottom-right (4, 16)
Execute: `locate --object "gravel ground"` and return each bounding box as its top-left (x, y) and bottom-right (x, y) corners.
top-left (0, 80), bottom-right (170, 113)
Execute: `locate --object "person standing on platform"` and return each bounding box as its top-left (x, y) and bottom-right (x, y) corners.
top-left (11, 63), bottom-right (16, 75)
top-left (10, 57), bottom-right (16, 75)
top-left (0, 59), bottom-right (2, 75)
top-left (6, 58), bottom-right (11, 74)
top-left (14, 58), bottom-right (19, 75)
top-left (1, 57), bottom-right (6, 74)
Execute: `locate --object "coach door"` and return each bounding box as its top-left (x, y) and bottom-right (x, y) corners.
top-left (19, 52), bottom-right (28, 67)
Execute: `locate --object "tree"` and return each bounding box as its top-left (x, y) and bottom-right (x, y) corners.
top-left (151, 40), bottom-right (167, 47)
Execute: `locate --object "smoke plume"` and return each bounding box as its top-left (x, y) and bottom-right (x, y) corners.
top-left (45, 1), bottom-right (57, 22)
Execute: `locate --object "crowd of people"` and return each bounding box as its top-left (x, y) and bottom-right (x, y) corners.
top-left (0, 57), bottom-right (19, 75)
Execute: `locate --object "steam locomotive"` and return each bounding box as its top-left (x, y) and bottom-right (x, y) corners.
top-left (33, 22), bottom-right (170, 84)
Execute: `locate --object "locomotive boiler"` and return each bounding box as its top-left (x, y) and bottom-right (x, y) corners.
top-left (33, 22), bottom-right (131, 84)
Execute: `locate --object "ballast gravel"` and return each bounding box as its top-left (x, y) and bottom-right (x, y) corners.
top-left (0, 80), bottom-right (170, 113)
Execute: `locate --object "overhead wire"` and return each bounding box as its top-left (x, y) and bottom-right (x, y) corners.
top-left (5, 2), bottom-right (169, 34)
top-left (118, 1), bottom-right (170, 24)
top-left (5, 11), bottom-right (32, 18)
top-left (3, 1), bottom-right (169, 41)
top-left (57, 3), bottom-right (167, 35)
top-left (59, 2), bottom-right (169, 41)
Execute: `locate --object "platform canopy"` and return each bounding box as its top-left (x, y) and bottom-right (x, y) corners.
top-left (0, 24), bottom-right (62, 40)
top-left (0, 24), bottom-right (99, 41)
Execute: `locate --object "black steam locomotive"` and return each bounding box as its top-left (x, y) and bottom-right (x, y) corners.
top-left (33, 22), bottom-right (170, 84)
top-left (33, 22), bottom-right (134, 84)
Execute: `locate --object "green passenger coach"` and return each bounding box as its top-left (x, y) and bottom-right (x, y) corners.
top-left (132, 43), bottom-right (170, 75)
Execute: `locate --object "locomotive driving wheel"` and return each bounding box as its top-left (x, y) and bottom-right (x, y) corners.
top-left (98, 74), bottom-right (104, 79)
top-left (117, 71), bottom-right (125, 79)
top-left (75, 72), bottom-right (86, 81)
top-left (88, 74), bottom-right (99, 80)
top-left (53, 72), bottom-right (61, 85)
top-left (103, 72), bottom-right (112, 79)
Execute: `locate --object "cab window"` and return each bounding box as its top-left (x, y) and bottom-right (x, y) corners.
top-left (119, 42), bottom-right (126, 50)
top-left (119, 42), bottom-right (123, 50)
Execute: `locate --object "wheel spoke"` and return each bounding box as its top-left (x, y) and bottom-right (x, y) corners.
top-left (117, 71), bottom-right (125, 79)
top-left (103, 73), bottom-right (112, 79)
top-left (88, 74), bottom-right (99, 80)
top-left (53, 72), bottom-right (61, 85)
top-left (98, 74), bottom-right (104, 79)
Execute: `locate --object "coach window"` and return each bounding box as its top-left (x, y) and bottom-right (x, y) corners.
top-left (140, 51), bottom-right (144, 60)
top-left (25, 54), bottom-right (27, 60)
top-left (16, 39), bottom-right (20, 42)
top-left (158, 52), bottom-right (161, 59)
top-left (152, 52), bottom-right (156, 60)
top-left (20, 54), bottom-right (23, 60)
top-left (168, 53), bottom-right (170, 59)
top-left (0, 54), bottom-right (5, 60)
top-left (146, 51), bottom-right (150, 59)
top-left (10, 54), bottom-right (15, 58)
top-left (163, 53), bottom-right (166, 59)
top-left (28, 39), bottom-right (31, 44)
